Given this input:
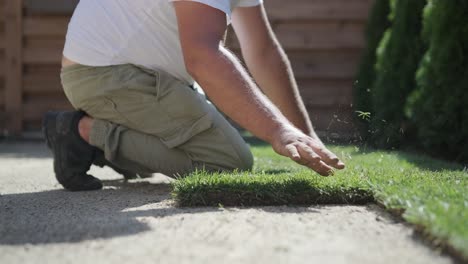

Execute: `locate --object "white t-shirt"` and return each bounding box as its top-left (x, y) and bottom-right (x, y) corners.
top-left (63, 0), bottom-right (263, 84)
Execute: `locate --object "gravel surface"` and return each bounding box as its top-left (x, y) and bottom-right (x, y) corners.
top-left (0, 142), bottom-right (455, 264)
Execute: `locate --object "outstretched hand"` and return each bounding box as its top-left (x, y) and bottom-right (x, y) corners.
top-left (271, 126), bottom-right (345, 176)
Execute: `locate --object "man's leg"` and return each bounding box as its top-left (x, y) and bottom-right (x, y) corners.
top-left (61, 64), bottom-right (253, 178)
top-left (77, 105), bottom-right (253, 175)
top-left (86, 117), bottom-right (195, 176)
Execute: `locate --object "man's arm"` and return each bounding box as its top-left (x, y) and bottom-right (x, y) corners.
top-left (173, 2), bottom-right (344, 175)
top-left (231, 5), bottom-right (321, 141)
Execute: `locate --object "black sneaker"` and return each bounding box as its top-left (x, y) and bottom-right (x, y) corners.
top-left (43, 111), bottom-right (102, 191)
top-left (44, 113), bottom-right (152, 181)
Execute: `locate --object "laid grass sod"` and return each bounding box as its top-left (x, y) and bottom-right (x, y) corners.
top-left (172, 140), bottom-right (468, 259)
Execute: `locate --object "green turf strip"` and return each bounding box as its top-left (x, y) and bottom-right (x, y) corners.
top-left (172, 144), bottom-right (468, 259)
top-left (172, 172), bottom-right (372, 206)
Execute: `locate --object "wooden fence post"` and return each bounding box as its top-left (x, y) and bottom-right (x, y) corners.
top-left (4, 0), bottom-right (23, 135)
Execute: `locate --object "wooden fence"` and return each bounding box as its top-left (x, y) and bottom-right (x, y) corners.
top-left (0, 0), bottom-right (372, 137)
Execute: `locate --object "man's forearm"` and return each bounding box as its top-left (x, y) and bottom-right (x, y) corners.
top-left (187, 46), bottom-right (294, 143)
top-left (243, 45), bottom-right (320, 140)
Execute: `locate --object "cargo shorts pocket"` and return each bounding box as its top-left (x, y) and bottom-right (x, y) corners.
top-left (103, 72), bottom-right (213, 149)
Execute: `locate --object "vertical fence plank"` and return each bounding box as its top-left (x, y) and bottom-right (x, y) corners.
top-left (4, 0), bottom-right (23, 135)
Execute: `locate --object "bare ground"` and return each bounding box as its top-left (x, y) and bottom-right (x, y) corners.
top-left (0, 142), bottom-right (455, 264)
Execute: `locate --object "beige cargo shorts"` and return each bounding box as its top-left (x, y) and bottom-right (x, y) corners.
top-left (60, 64), bottom-right (253, 177)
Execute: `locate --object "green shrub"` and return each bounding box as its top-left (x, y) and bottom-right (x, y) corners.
top-left (353, 0), bottom-right (391, 140)
top-left (370, 0), bottom-right (427, 148)
top-left (406, 0), bottom-right (468, 162)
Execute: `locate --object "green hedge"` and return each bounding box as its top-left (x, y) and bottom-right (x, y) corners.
top-left (369, 0), bottom-right (427, 148)
top-left (406, 0), bottom-right (468, 162)
top-left (353, 0), bottom-right (391, 140)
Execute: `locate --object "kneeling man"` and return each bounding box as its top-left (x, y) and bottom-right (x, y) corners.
top-left (43, 0), bottom-right (345, 191)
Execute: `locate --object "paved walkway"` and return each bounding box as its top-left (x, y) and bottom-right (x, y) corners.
top-left (0, 142), bottom-right (454, 264)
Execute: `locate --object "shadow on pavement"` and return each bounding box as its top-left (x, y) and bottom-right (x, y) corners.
top-left (0, 180), bottom-right (220, 245)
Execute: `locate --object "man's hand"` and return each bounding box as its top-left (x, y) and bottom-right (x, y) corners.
top-left (272, 126), bottom-right (345, 176)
